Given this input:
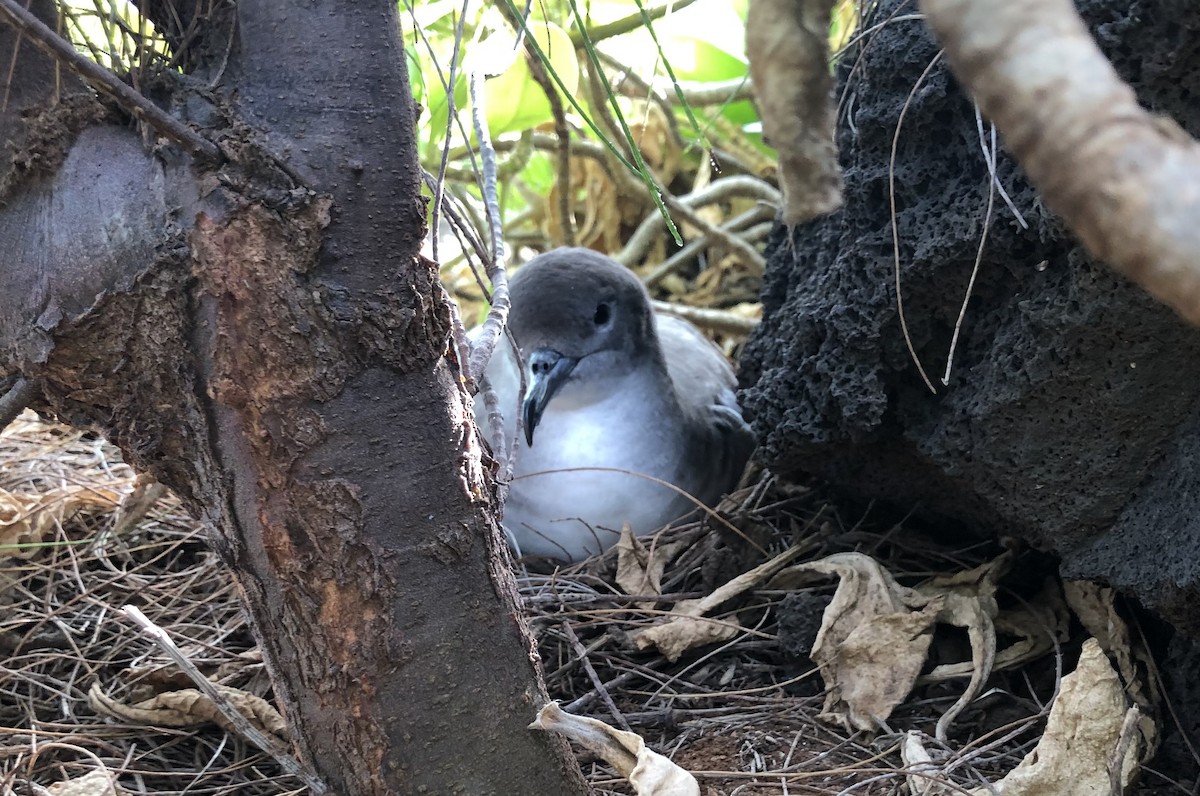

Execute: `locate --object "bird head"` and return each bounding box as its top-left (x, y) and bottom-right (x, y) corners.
top-left (506, 248), bottom-right (660, 446)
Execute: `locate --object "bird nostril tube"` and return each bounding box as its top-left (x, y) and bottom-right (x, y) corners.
top-left (529, 349), bottom-right (562, 375)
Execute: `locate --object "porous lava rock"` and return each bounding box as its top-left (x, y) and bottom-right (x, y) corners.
top-left (739, 0), bottom-right (1200, 636)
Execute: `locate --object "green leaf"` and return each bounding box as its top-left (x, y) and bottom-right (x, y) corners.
top-left (483, 21), bottom-right (580, 135)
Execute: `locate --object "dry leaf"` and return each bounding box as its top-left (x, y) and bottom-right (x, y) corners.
top-left (1064, 581), bottom-right (1159, 713)
top-left (829, 602), bottom-right (941, 731)
top-left (0, 486), bottom-right (119, 558)
top-left (545, 157), bottom-right (624, 252)
top-left (89, 681), bottom-right (287, 740)
top-left (45, 770), bottom-right (120, 796)
top-left (631, 545), bottom-right (805, 661)
top-left (915, 551), bottom-right (1015, 739)
top-left (902, 639), bottom-right (1145, 795)
top-left (770, 552), bottom-right (934, 731)
top-left (530, 702), bottom-right (699, 796)
top-left (746, 0), bottom-right (842, 224)
top-left (901, 731), bottom-right (942, 796)
top-left (924, 577), bottom-right (1068, 682)
top-left (770, 552), bottom-right (1014, 735)
top-left (632, 614), bottom-right (743, 662)
top-left (616, 526), bottom-right (686, 609)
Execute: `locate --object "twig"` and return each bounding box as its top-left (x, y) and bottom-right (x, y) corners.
top-left (561, 622), bottom-right (630, 731)
top-left (569, 0), bottom-right (700, 46)
top-left (493, 0), bottom-right (575, 246)
top-left (120, 605), bottom-right (330, 795)
top-left (565, 670), bottom-right (640, 714)
top-left (671, 76), bottom-right (755, 106)
top-left (974, 106), bottom-right (1026, 229)
top-left (478, 374), bottom-right (509, 501)
top-left (660, 192), bottom-right (768, 273)
top-left (428, 0), bottom-right (471, 267)
top-left (0, 376), bottom-right (37, 432)
top-left (422, 170), bottom-right (490, 274)
top-left (464, 70), bottom-right (512, 387)
top-left (0, 0), bottom-right (220, 161)
top-left (888, 50), bottom-right (944, 395)
top-left (650, 301), bottom-right (759, 336)
top-left (617, 176), bottom-right (780, 267)
top-left (941, 110), bottom-right (997, 387)
top-left (442, 285), bottom-right (476, 392)
top-left (642, 203), bottom-right (776, 286)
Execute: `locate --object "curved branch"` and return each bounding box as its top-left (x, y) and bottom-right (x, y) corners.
top-left (921, 0), bottom-right (1200, 325)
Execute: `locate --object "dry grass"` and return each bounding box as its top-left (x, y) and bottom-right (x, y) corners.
top-left (0, 411), bottom-right (1178, 796)
top-left (0, 414), bottom-right (296, 796)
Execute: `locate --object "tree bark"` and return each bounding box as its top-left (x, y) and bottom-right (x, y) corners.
top-left (1, 2), bottom-right (589, 794)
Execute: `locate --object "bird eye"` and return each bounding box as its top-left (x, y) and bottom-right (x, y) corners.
top-left (593, 302), bottom-right (612, 326)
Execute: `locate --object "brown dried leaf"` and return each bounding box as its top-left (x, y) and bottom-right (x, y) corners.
top-left (820, 602), bottom-right (941, 731)
top-left (1064, 580), bottom-right (1158, 711)
top-left (631, 546), bottom-right (805, 661)
top-left (89, 681), bottom-right (287, 739)
top-left (924, 577), bottom-right (1069, 681)
top-left (746, 0), bottom-right (842, 225)
top-left (0, 486), bottom-right (120, 558)
top-left (916, 551), bottom-right (1015, 738)
top-left (772, 552), bottom-right (1013, 734)
top-left (616, 526), bottom-right (686, 609)
top-left (996, 638), bottom-right (1140, 794)
top-left (903, 640), bottom-right (1146, 795)
top-left (44, 770), bottom-right (120, 796)
top-left (545, 157), bottom-right (623, 251)
top-left (632, 615), bottom-right (743, 662)
top-left (771, 553), bottom-right (935, 731)
top-left (531, 702), bottom-right (699, 795)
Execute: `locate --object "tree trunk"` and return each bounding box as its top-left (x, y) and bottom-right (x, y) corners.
top-left (1, 2), bottom-right (588, 793)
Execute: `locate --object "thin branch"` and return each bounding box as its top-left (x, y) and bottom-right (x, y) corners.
top-left (120, 605), bottom-right (329, 795)
top-left (941, 113), bottom-right (997, 386)
top-left (491, 0), bottom-right (575, 247)
top-left (650, 300), bottom-right (759, 335)
top-left (428, 0), bottom-right (472, 268)
top-left (464, 70), bottom-right (511, 388)
top-left (561, 621), bottom-right (631, 732)
top-left (668, 76), bottom-right (754, 106)
top-left (888, 51), bottom-right (943, 395)
top-left (0, 0), bottom-right (220, 160)
top-left (922, 0), bottom-right (1200, 326)
top-left (617, 176), bottom-right (779, 268)
top-left (642, 203), bottom-right (776, 287)
top-left (0, 376), bottom-right (37, 432)
top-left (568, 0), bottom-right (700, 46)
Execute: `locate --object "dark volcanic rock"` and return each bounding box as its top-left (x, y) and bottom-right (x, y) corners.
top-left (739, 0), bottom-right (1200, 635)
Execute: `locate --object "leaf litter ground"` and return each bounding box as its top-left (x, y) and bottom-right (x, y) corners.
top-left (0, 413), bottom-right (1189, 796)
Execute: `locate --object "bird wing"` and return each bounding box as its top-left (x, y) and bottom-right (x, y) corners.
top-left (655, 314), bottom-right (756, 500)
top-left (656, 314), bottom-right (739, 416)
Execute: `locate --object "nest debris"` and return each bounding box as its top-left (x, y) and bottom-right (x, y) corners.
top-left (1, 411), bottom-right (1174, 796)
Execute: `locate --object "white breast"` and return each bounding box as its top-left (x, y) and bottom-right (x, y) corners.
top-left (501, 375), bottom-right (696, 560)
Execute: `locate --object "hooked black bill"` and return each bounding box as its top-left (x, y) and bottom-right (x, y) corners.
top-left (522, 348), bottom-right (578, 446)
